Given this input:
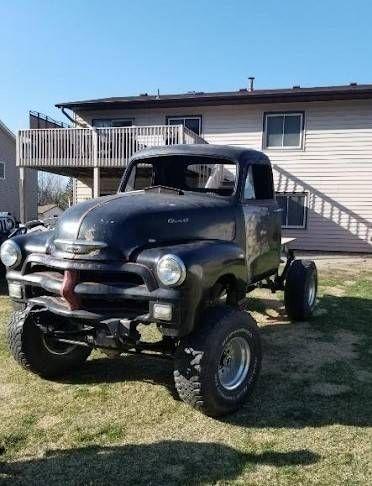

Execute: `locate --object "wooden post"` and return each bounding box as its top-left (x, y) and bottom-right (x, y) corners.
top-left (179, 124), bottom-right (184, 144)
top-left (92, 128), bottom-right (100, 198)
top-left (19, 168), bottom-right (26, 222)
top-left (93, 167), bottom-right (100, 198)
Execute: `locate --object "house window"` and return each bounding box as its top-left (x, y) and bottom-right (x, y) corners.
top-left (167, 116), bottom-right (202, 135)
top-left (276, 193), bottom-right (307, 228)
top-left (264, 112), bottom-right (304, 149)
top-left (0, 162), bottom-right (5, 180)
top-left (92, 119), bottom-right (133, 128)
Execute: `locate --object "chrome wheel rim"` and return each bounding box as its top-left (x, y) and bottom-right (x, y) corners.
top-left (42, 335), bottom-right (76, 355)
top-left (218, 336), bottom-right (251, 390)
top-left (307, 275), bottom-right (316, 307)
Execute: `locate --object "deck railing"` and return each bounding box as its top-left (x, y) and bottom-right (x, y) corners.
top-left (17, 125), bottom-right (206, 169)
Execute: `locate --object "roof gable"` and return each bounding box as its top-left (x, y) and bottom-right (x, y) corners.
top-left (0, 119), bottom-right (15, 141)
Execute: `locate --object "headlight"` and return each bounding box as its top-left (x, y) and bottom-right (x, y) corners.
top-left (0, 240), bottom-right (22, 268)
top-left (156, 254), bottom-right (186, 286)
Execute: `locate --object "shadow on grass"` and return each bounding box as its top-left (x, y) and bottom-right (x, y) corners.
top-left (62, 353), bottom-right (179, 400)
top-left (223, 292), bottom-right (372, 429)
top-left (58, 292), bottom-right (372, 430)
top-left (0, 441), bottom-right (320, 485)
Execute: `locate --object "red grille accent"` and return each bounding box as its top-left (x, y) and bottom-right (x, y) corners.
top-left (60, 270), bottom-right (80, 310)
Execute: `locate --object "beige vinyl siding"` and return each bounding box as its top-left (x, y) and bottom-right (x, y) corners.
top-left (0, 127), bottom-right (19, 218)
top-left (74, 177), bottom-right (119, 202)
top-left (76, 99), bottom-right (372, 253)
top-left (0, 125), bottom-right (37, 221)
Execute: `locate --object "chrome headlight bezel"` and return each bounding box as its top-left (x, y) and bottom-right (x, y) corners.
top-left (156, 254), bottom-right (186, 287)
top-left (0, 240), bottom-right (22, 268)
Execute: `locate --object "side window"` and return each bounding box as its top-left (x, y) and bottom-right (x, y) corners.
top-left (244, 164), bottom-right (274, 201)
top-left (0, 161), bottom-right (5, 180)
top-left (244, 166), bottom-right (256, 200)
top-left (125, 163), bottom-right (154, 191)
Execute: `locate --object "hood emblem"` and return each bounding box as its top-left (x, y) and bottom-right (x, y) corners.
top-left (168, 217), bottom-right (189, 224)
top-left (54, 239), bottom-right (107, 255)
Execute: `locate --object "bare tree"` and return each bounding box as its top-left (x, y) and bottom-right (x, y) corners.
top-left (38, 173), bottom-right (73, 210)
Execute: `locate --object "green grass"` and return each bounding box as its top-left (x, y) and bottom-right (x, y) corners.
top-left (0, 262), bottom-right (371, 485)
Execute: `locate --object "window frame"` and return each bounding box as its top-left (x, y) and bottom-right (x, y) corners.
top-left (91, 118), bottom-right (134, 128)
top-left (275, 192), bottom-right (308, 229)
top-left (166, 115), bottom-right (202, 136)
top-left (263, 111), bottom-right (305, 150)
top-left (0, 161), bottom-right (5, 180)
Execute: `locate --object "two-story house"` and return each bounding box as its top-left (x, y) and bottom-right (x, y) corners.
top-left (18, 83), bottom-right (372, 252)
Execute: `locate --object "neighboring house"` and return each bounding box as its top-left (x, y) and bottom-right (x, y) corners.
top-left (38, 203), bottom-right (63, 220)
top-left (0, 119), bottom-right (37, 221)
top-left (17, 83), bottom-right (372, 252)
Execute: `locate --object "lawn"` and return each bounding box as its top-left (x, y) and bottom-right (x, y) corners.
top-left (0, 258), bottom-right (371, 485)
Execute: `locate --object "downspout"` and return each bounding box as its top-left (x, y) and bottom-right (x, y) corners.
top-left (60, 107), bottom-right (89, 128)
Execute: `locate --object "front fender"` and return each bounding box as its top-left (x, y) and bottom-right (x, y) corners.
top-left (4, 231), bottom-right (53, 274)
top-left (136, 240), bottom-right (247, 335)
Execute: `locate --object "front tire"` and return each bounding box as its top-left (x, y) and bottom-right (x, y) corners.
top-left (174, 305), bottom-right (261, 417)
top-left (7, 308), bottom-right (92, 378)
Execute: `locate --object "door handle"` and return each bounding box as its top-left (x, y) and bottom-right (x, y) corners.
top-left (273, 208), bottom-right (283, 213)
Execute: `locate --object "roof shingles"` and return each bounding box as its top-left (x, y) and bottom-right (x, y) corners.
top-left (56, 84), bottom-right (372, 111)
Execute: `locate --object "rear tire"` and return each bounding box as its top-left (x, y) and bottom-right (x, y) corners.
top-left (7, 308), bottom-right (92, 378)
top-left (174, 305), bottom-right (261, 417)
top-left (284, 259), bottom-right (317, 321)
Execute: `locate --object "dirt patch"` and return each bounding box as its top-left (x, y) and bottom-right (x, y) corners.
top-left (311, 256), bottom-right (372, 273)
top-left (36, 415), bottom-right (61, 430)
top-left (324, 287), bottom-right (345, 297)
top-left (262, 326), bottom-right (361, 377)
top-left (0, 383), bottom-right (18, 399)
top-left (309, 383), bottom-right (352, 396)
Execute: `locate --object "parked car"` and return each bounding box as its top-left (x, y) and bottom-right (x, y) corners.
top-left (0, 213), bottom-right (17, 274)
top-left (1, 145), bottom-right (317, 416)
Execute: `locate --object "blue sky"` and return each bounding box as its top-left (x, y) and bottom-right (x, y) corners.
top-left (1, 0), bottom-right (371, 132)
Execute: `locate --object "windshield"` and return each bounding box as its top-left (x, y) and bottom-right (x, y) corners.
top-left (122, 156), bottom-right (238, 197)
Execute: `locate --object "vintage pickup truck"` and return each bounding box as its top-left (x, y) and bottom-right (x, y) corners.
top-left (1, 145), bottom-right (317, 416)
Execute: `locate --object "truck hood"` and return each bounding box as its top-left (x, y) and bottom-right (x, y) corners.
top-left (50, 191), bottom-right (236, 260)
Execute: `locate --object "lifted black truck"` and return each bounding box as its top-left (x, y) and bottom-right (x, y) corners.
top-left (1, 145), bottom-right (317, 417)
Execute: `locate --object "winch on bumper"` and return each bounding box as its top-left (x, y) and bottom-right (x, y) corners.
top-left (6, 253), bottom-right (187, 338)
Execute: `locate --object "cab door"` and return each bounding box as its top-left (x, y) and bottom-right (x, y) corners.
top-left (241, 164), bottom-right (281, 283)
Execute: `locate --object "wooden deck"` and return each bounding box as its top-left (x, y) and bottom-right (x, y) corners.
top-left (17, 125), bottom-right (206, 174)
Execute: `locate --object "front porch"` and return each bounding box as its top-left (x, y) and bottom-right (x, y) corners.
top-left (17, 125), bottom-right (206, 220)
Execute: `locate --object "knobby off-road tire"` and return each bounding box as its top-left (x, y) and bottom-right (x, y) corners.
top-left (174, 305), bottom-right (262, 417)
top-left (284, 259), bottom-right (318, 321)
top-left (7, 308), bottom-right (91, 378)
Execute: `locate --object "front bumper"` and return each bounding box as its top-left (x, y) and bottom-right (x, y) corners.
top-left (6, 253), bottom-right (186, 336)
